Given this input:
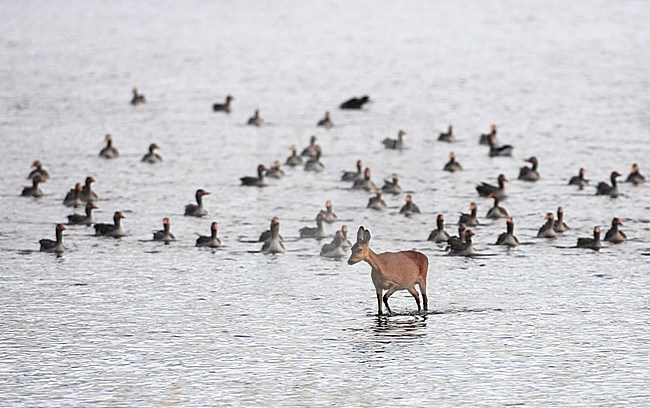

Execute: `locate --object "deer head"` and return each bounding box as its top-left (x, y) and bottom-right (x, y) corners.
top-left (348, 226), bottom-right (372, 265)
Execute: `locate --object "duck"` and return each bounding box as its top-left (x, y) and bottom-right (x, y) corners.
top-left (40, 224), bottom-right (66, 253)
top-left (304, 151), bottom-right (325, 172)
top-left (595, 171), bottom-right (622, 197)
top-left (341, 160), bottom-right (363, 181)
top-left (67, 202), bottom-right (97, 226)
top-left (448, 229), bottom-right (476, 256)
top-left (340, 225), bottom-right (352, 250)
top-left (301, 136), bottom-right (322, 158)
top-left (447, 224), bottom-right (467, 248)
top-left (247, 109), bottom-right (263, 126)
top-left (63, 183), bottom-right (83, 207)
top-left (443, 152), bottom-right (463, 172)
top-left (553, 207), bottom-right (570, 233)
top-left (130, 87), bottom-right (146, 105)
top-left (266, 161), bottom-right (285, 179)
top-left (184, 189), bottom-right (210, 217)
top-left (458, 202), bottom-right (479, 226)
top-left (317, 111), bottom-right (333, 128)
top-left (353, 168), bottom-right (377, 191)
top-left (259, 217), bottom-right (285, 243)
top-left (604, 218), bottom-right (626, 244)
top-left (94, 211), bottom-right (126, 237)
top-left (320, 230), bottom-right (347, 258)
top-left (99, 134), bottom-right (119, 159)
top-left (518, 156), bottom-right (539, 181)
top-left (485, 195), bottom-right (508, 219)
top-left (383, 130), bottom-right (405, 150)
top-left (577, 227), bottom-right (602, 250)
top-left (261, 217), bottom-right (285, 254)
top-left (142, 143), bottom-right (162, 163)
top-left (381, 173), bottom-right (402, 195)
top-left (81, 176), bottom-right (98, 202)
top-left (213, 95), bottom-right (234, 113)
top-left (537, 213), bottom-right (557, 238)
top-left (367, 189), bottom-right (387, 210)
top-left (153, 217), bottom-right (175, 243)
top-left (319, 200), bottom-right (337, 223)
top-left (496, 218), bottom-right (519, 247)
top-left (438, 125), bottom-right (455, 142)
top-left (476, 174), bottom-right (508, 199)
top-left (340, 96), bottom-right (370, 110)
top-left (488, 133), bottom-right (513, 157)
top-left (299, 213), bottom-right (326, 239)
top-left (285, 145), bottom-right (303, 167)
top-left (427, 214), bottom-right (450, 243)
top-left (568, 168), bottom-right (589, 189)
top-left (241, 164), bottom-right (268, 186)
top-left (399, 194), bottom-right (421, 216)
top-left (626, 163), bottom-right (645, 185)
top-left (196, 222), bottom-right (222, 248)
top-left (21, 175), bottom-right (44, 198)
top-left (479, 124), bottom-right (497, 145)
top-left (28, 160), bottom-right (49, 181)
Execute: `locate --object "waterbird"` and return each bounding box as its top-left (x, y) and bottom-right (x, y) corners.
top-left (458, 202), bottom-right (479, 226)
top-left (496, 218), bottom-right (519, 247)
top-left (553, 207), bottom-right (570, 233)
top-left (626, 163), bottom-right (645, 185)
top-left (518, 156), bottom-right (539, 181)
top-left (130, 87), bottom-right (146, 105)
top-left (21, 175), bottom-right (44, 197)
top-left (367, 189), bottom-right (387, 210)
top-left (261, 217), bottom-right (285, 254)
top-left (427, 214), bottom-right (450, 243)
top-left (438, 125), bottom-right (455, 142)
top-left (568, 168), bottom-right (589, 189)
top-left (81, 176), bottom-right (98, 202)
top-left (99, 134), bottom-right (119, 159)
top-left (241, 165), bottom-right (268, 187)
top-left (142, 143), bottom-right (162, 163)
top-left (28, 160), bottom-right (49, 181)
top-left (537, 213), bottom-right (557, 239)
top-left (595, 171), bottom-right (621, 197)
top-left (487, 133), bottom-right (513, 157)
top-left (63, 183), bottom-right (83, 207)
top-left (479, 124), bottom-right (497, 145)
top-left (485, 195), bottom-right (508, 219)
top-left (40, 224), bottom-right (66, 253)
top-left (341, 160), bottom-right (363, 181)
top-left (184, 189), bottom-right (210, 217)
top-left (301, 135), bottom-right (322, 158)
top-left (304, 151), bottom-right (325, 172)
top-left (604, 218), bottom-right (626, 244)
top-left (340, 96), bottom-right (370, 110)
top-left (299, 213), bottom-right (326, 239)
top-left (67, 202), bottom-right (97, 226)
top-left (383, 130), bottom-right (405, 150)
top-left (213, 95), bottom-right (234, 113)
top-left (319, 200), bottom-right (337, 223)
top-left (196, 222), bottom-right (222, 248)
top-left (247, 109), bottom-right (263, 126)
top-left (353, 168), bottom-right (377, 191)
top-left (153, 217), bottom-right (175, 243)
top-left (285, 145), bottom-right (303, 167)
top-left (577, 227), bottom-right (602, 250)
top-left (381, 173), bottom-right (402, 195)
top-left (448, 229), bottom-right (476, 256)
top-left (443, 152), bottom-right (463, 172)
top-left (266, 161), bottom-right (285, 179)
top-left (94, 211), bottom-right (126, 237)
top-left (320, 230), bottom-right (347, 258)
top-left (399, 194), bottom-right (421, 216)
top-left (476, 174), bottom-right (508, 199)
top-left (317, 111), bottom-right (333, 128)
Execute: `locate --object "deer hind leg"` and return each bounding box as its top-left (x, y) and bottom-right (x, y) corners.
top-left (419, 281), bottom-right (428, 311)
top-left (407, 286), bottom-right (421, 312)
top-left (376, 288), bottom-right (383, 316)
top-left (382, 286), bottom-right (398, 316)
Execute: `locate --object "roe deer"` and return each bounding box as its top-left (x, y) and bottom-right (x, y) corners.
top-left (347, 226), bottom-right (429, 316)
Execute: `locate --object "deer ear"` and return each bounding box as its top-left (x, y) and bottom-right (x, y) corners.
top-left (363, 229), bottom-right (371, 243)
top-left (356, 226), bottom-right (365, 243)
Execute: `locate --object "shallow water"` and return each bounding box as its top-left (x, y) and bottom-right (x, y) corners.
top-left (1, 0), bottom-right (649, 406)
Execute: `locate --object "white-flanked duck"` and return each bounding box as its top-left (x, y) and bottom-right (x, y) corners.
top-left (320, 230), bottom-right (347, 258)
top-left (67, 202), bottom-right (97, 226)
top-left (28, 160), bottom-right (49, 181)
top-left (266, 161), bottom-right (285, 179)
top-left (142, 143), bottom-right (162, 163)
top-left (382, 173), bottom-right (402, 195)
top-left (247, 109), bottom-right (263, 127)
top-left (568, 168), bottom-right (589, 189)
top-left (596, 171), bottom-right (622, 197)
top-left (443, 152), bottom-right (463, 172)
top-left (63, 183), bottom-right (83, 207)
top-left (99, 134), bottom-right (119, 159)
top-left (383, 130), bottom-right (405, 150)
top-left (553, 207), bottom-right (570, 233)
top-left (300, 213), bottom-right (326, 239)
top-left (317, 111), bottom-right (333, 128)
top-left (438, 125), bottom-right (455, 142)
top-left (428, 214), bottom-right (450, 243)
top-left (241, 164), bottom-right (268, 186)
top-left (340, 96), bottom-right (370, 110)
top-left (301, 135), bottom-right (322, 158)
top-left (479, 124), bottom-right (497, 145)
top-left (537, 213), bottom-right (557, 239)
top-left (153, 217), bottom-right (175, 243)
top-left (319, 200), bottom-right (337, 223)
top-left (213, 95), bottom-right (234, 113)
top-left (21, 175), bottom-right (44, 198)
top-left (341, 160), bottom-right (363, 182)
top-left (353, 168), bottom-right (377, 191)
top-left (577, 227), bottom-right (602, 250)
top-left (40, 224), bottom-right (66, 253)
top-left (367, 189), bottom-right (387, 210)
top-left (626, 163), bottom-right (645, 185)
top-left (476, 174), bottom-right (508, 199)
top-left (304, 151), bottom-right (325, 173)
top-left (400, 194), bottom-right (421, 216)
top-left (196, 222), bottom-right (222, 248)
top-left (518, 156), bottom-right (539, 181)
top-left (458, 202), bottom-right (479, 226)
top-left (81, 177), bottom-right (98, 203)
top-left (94, 211), bottom-right (126, 237)
top-left (485, 195), bottom-right (508, 219)
top-left (131, 87), bottom-right (146, 105)
top-left (185, 189), bottom-right (210, 217)
top-left (285, 145), bottom-right (303, 167)
top-left (259, 217), bottom-right (285, 243)
top-left (496, 217), bottom-right (519, 247)
top-left (448, 229), bottom-right (476, 256)
top-left (604, 218), bottom-right (626, 244)
top-left (488, 133), bottom-right (513, 157)
top-left (262, 217), bottom-right (285, 254)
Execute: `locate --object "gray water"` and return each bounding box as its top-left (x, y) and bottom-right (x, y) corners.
top-left (1, 1), bottom-right (649, 406)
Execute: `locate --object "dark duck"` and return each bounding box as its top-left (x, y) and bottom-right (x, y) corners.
top-left (381, 173), bottom-right (402, 195)
top-left (626, 163), bottom-right (645, 185)
top-left (340, 95), bottom-right (370, 110)
top-left (94, 211), bottom-right (126, 238)
top-left (259, 217), bottom-right (285, 243)
top-left (28, 160), bottom-right (49, 181)
top-left (285, 145), bottom-right (303, 167)
top-left (130, 87), bottom-right (146, 105)
top-left (213, 95), bottom-right (234, 113)
top-left (304, 151), bottom-right (325, 173)
top-left (262, 217), bottom-right (285, 254)
top-left (448, 229), bottom-right (476, 256)
top-left (479, 124), bottom-right (498, 145)
top-left (577, 227), bottom-right (602, 250)
top-left (443, 152), bottom-right (463, 172)
top-left (63, 183), bottom-right (83, 207)
top-left (241, 165), bottom-right (268, 186)
top-left (553, 207), bottom-right (570, 233)
top-left (399, 194), bottom-right (421, 216)
top-left (142, 143), bottom-right (162, 163)
top-left (447, 224), bottom-right (467, 248)
top-left (487, 133), bottom-right (513, 157)
top-left (485, 195), bottom-right (508, 219)
top-left (81, 176), bottom-right (98, 203)
top-left (518, 156), bottom-right (539, 181)
top-left (185, 189), bottom-right (210, 217)
top-left (428, 214), bottom-right (450, 243)
top-left (99, 134), bottom-right (119, 159)
top-left (596, 171), bottom-right (621, 197)
top-left (352, 168), bottom-right (377, 191)
top-left (476, 174), bottom-right (508, 199)
top-left (299, 213), bottom-right (326, 239)
top-left (341, 160), bottom-right (363, 182)
top-left (383, 130), bottom-right (405, 150)
top-left (496, 217), bottom-right (519, 247)
top-left (196, 222), bottom-right (222, 248)
top-left (317, 111), bottom-right (333, 128)
top-left (40, 224), bottom-right (66, 254)
top-left (458, 202), bottom-right (479, 226)
top-left (153, 217), bottom-right (175, 243)
top-left (604, 217), bottom-right (626, 244)
top-left (21, 175), bottom-right (44, 198)
top-left (568, 168), bottom-right (589, 189)
top-left (67, 202), bottom-right (97, 226)
top-left (301, 135), bottom-right (322, 158)
top-left (367, 189), bottom-right (387, 210)
top-left (537, 213), bottom-right (557, 238)
top-left (247, 109), bottom-right (263, 127)
top-left (438, 125), bottom-right (455, 143)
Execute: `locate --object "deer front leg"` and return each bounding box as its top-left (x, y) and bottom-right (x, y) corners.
top-left (407, 286), bottom-right (421, 312)
top-left (382, 286), bottom-right (398, 316)
top-left (376, 287), bottom-right (383, 316)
